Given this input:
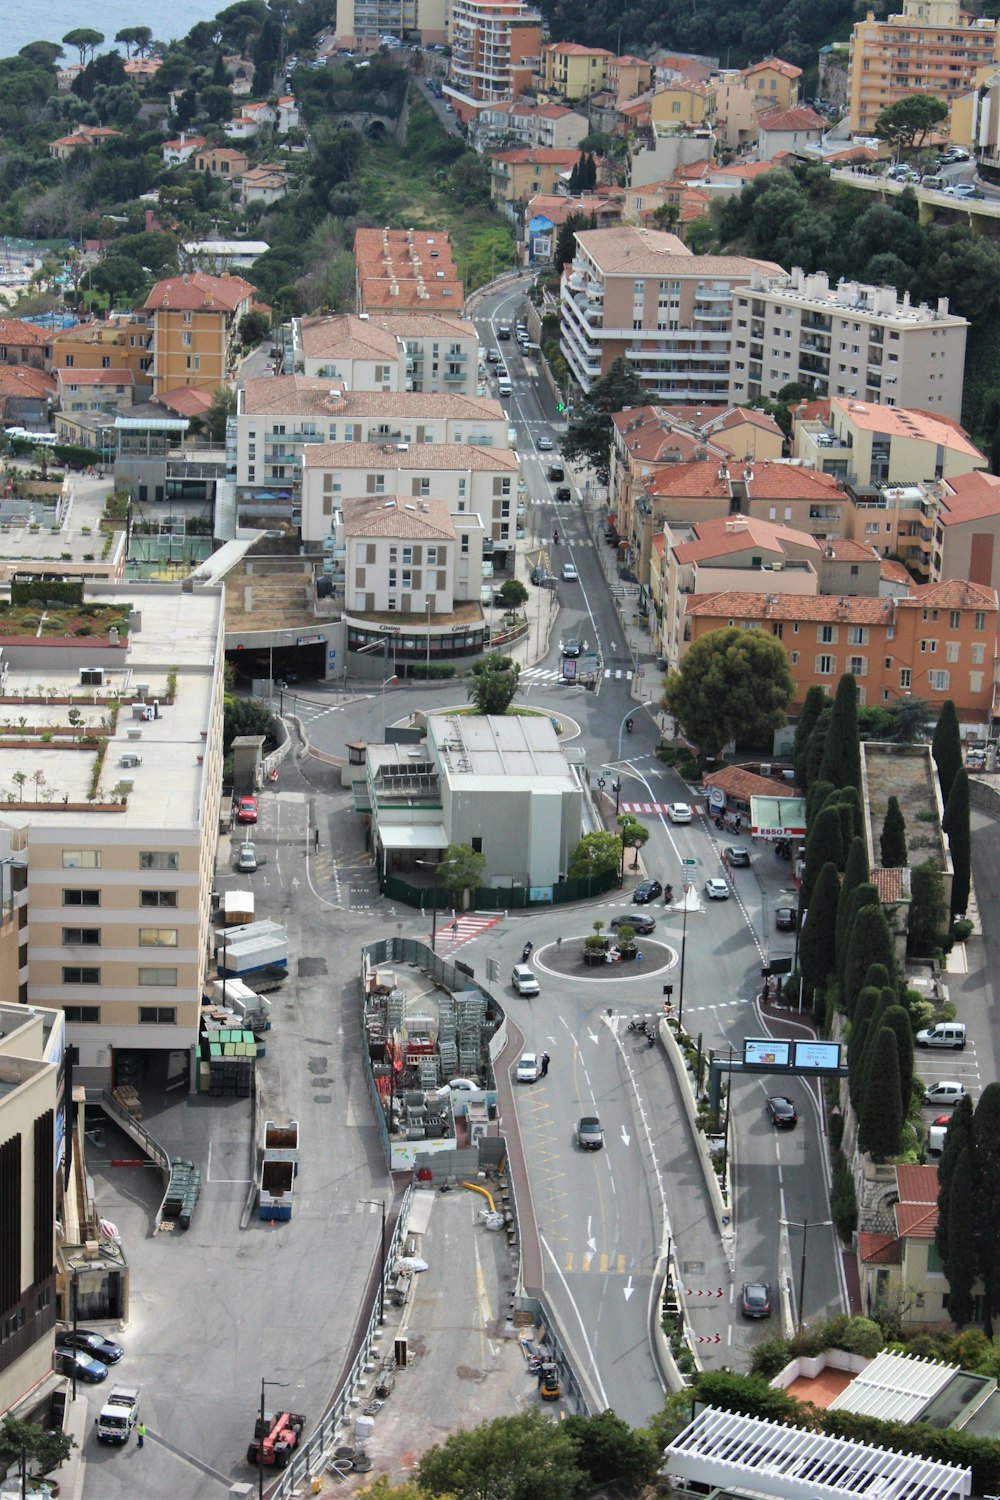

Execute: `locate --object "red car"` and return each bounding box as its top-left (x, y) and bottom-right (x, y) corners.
top-left (237, 795), bottom-right (259, 824)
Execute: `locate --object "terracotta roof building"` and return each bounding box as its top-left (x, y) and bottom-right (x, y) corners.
top-left (142, 271), bottom-right (256, 395)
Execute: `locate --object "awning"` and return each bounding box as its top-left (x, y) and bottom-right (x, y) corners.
top-left (378, 826), bottom-right (449, 850)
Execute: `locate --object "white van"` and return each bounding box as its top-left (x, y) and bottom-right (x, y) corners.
top-left (511, 964), bottom-right (539, 996)
top-left (916, 1022), bottom-right (966, 1050)
top-left (497, 376), bottom-right (512, 397)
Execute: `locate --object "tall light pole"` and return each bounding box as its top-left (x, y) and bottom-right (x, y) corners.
top-left (781, 1217), bottom-right (833, 1332)
top-left (380, 672), bottom-right (396, 741)
top-left (617, 700), bottom-right (652, 761)
top-left (359, 1198), bottom-right (387, 1324)
top-left (257, 1377), bottom-right (288, 1500)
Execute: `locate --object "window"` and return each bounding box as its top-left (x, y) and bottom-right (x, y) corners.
top-left (139, 967), bottom-right (178, 986)
top-left (772, 622), bottom-right (783, 639)
top-left (140, 852), bottom-right (178, 871)
top-left (141, 889), bottom-right (177, 908)
top-left (949, 610), bottom-right (961, 629)
top-left (63, 967), bottom-right (100, 984)
top-left (975, 611), bottom-right (986, 631)
top-left (900, 668), bottom-right (911, 689)
top-left (817, 655), bottom-right (835, 675)
top-left (972, 643), bottom-right (985, 665)
top-left (139, 928), bottom-right (178, 947)
top-left (64, 1006), bottom-right (100, 1023)
top-left (819, 625), bottom-right (837, 644)
top-left (471, 836), bottom-right (483, 853)
top-left (970, 671), bottom-right (984, 694)
top-left (920, 639), bottom-right (937, 654)
top-left (63, 850), bottom-right (101, 869)
top-left (139, 1006), bottom-right (177, 1024)
top-left (946, 642), bottom-right (959, 664)
top-left (848, 656), bottom-right (866, 676)
top-left (63, 928), bottom-right (100, 946)
top-left (928, 670), bottom-right (949, 691)
top-left (847, 626), bottom-right (868, 645)
top-left (63, 889), bottom-right (100, 907)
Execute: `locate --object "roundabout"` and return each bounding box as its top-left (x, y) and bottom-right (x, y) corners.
top-left (531, 937), bottom-right (678, 985)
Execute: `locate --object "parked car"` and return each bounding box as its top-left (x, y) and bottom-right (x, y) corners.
top-left (924, 1081), bottom-right (966, 1107)
top-left (610, 912), bottom-right (655, 934)
top-left (916, 1022), bottom-right (967, 1050)
top-left (516, 1052), bottom-right (540, 1082)
top-left (667, 803), bottom-right (692, 823)
top-left (561, 637), bottom-right (581, 657)
top-left (530, 565), bottom-right (550, 585)
top-left (704, 877), bottom-right (729, 900)
top-left (561, 563), bottom-right (578, 582)
top-left (632, 879), bottom-right (663, 904)
top-left (237, 795), bottom-right (258, 824)
top-left (740, 1281), bottom-right (772, 1319)
top-left (576, 1115), bottom-right (604, 1150)
top-left (944, 183), bottom-right (979, 198)
top-left (56, 1329), bottom-right (124, 1364)
top-left (723, 845), bottom-right (751, 867)
top-left (766, 1095), bottom-right (798, 1129)
top-left (775, 907), bottom-right (797, 931)
top-left (56, 1348), bottom-right (108, 1383)
top-left (237, 842), bottom-right (258, 873)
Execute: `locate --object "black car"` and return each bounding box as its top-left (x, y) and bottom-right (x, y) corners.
top-left (530, 565), bottom-right (550, 585)
top-left (775, 907), bottom-right (797, 931)
top-left (561, 638), bottom-right (581, 658)
top-left (723, 845), bottom-right (750, 867)
top-left (56, 1328), bottom-right (124, 1364)
top-left (547, 464), bottom-right (565, 481)
top-left (610, 912), bottom-right (655, 935)
top-left (740, 1281), bottom-right (772, 1319)
top-left (766, 1095), bottom-right (798, 1129)
top-left (554, 486), bottom-right (572, 503)
top-left (632, 879), bottom-right (663, 904)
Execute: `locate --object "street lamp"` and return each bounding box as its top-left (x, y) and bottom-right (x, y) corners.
top-left (379, 672), bottom-right (396, 741)
top-left (617, 700), bottom-right (652, 761)
top-left (780, 1217), bottom-right (834, 1332)
top-left (257, 1377), bottom-right (289, 1500)
top-left (359, 1198), bottom-right (387, 1324)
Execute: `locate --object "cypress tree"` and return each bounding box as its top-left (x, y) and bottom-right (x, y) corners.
top-left (837, 883), bottom-right (879, 996)
top-left (848, 985), bottom-right (879, 1111)
top-left (932, 699), bottom-right (963, 804)
top-left (858, 1028), bottom-right (902, 1160)
top-left (801, 805), bottom-right (844, 908)
top-left (568, 160), bottom-right (581, 194)
top-left (843, 903), bottom-right (895, 1017)
top-left (864, 963), bottom-right (893, 994)
top-left (799, 861), bottom-right (840, 997)
top-left (881, 1004), bottom-right (915, 1117)
top-left (805, 708), bottom-right (832, 792)
top-left (794, 685), bottom-right (827, 791)
top-left (806, 777), bottom-right (835, 828)
top-left (833, 800), bottom-right (855, 869)
top-left (836, 838), bottom-right (870, 980)
top-left (818, 673), bottom-right (862, 792)
top-left (972, 1083), bottom-right (1000, 1328)
top-left (879, 795), bottom-right (908, 867)
top-left (942, 769), bottom-right (971, 918)
top-left (936, 1093), bottom-right (974, 1261)
top-left (946, 1148), bottom-right (976, 1326)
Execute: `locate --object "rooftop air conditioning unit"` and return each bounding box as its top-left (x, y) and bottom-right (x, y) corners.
top-left (118, 778), bottom-right (135, 793)
top-left (79, 667), bottom-right (103, 686)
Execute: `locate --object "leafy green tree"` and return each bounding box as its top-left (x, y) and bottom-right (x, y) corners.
top-left (497, 579), bottom-right (528, 610)
top-left (818, 674), bottom-right (861, 792)
top-left (842, 903), bottom-right (895, 1017)
top-left (567, 830), bottom-right (622, 881)
top-left (942, 768), bottom-right (971, 917)
top-left (563, 1410), bottom-right (658, 1488)
top-left (205, 386), bottom-right (237, 443)
top-left (19, 41), bottom-right (63, 68)
top-left (837, 837), bottom-right (870, 982)
top-left (63, 28), bottom-right (104, 66)
top-left (879, 795), bottom-right (907, 868)
top-left (115, 25), bottom-right (153, 56)
top-left (685, 215), bottom-right (717, 254)
top-left (908, 860), bottom-right (947, 956)
top-left (201, 83), bottom-right (236, 122)
top-left (932, 699), bottom-right (963, 803)
top-left (559, 356), bottom-right (653, 484)
top-left (874, 94), bottom-right (948, 149)
top-left (468, 653), bottom-right (520, 715)
top-left (618, 814), bottom-right (650, 869)
top-left (418, 1409), bottom-right (584, 1500)
top-left (858, 1027), bottom-right (902, 1160)
top-left (662, 626), bottom-right (794, 759)
top-left (801, 805), bottom-right (844, 909)
top-left (223, 694), bottom-right (272, 751)
top-left (799, 860), bottom-right (839, 997)
top-left (439, 844), bottom-right (487, 905)
top-left (973, 1083), bottom-right (1000, 1330)
top-left (937, 1093), bottom-right (973, 1261)
top-left (238, 310), bottom-right (271, 347)
top-left (793, 685), bottom-right (827, 791)
top-left (946, 1148), bottom-right (976, 1326)
top-left (0, 1415), bottom-right (74, 1479)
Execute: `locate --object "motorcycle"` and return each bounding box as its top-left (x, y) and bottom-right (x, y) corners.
top-left (664, 885), bottom-right (673, 904)
top-left (626, 1016), bottom-right (646, 1033)
top-left (625, 717), bottom-right (634, 733)
top-left (521, 941), bottom-right (533, 962)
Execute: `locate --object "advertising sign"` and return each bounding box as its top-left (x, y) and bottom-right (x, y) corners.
top-left (743, 1038), bottom-right (791, 1067)
top-left (794, 1040), bottom-right (841, 1070)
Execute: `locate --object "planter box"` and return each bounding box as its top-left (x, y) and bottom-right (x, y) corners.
top-left (617, 947), bottom-right (639, 962)
top-left (582, 948), bottom-right (607, 967)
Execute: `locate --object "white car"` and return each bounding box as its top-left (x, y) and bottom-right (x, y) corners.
top-left (237, 842), bottom-right (258, 872)
top-left (705, 877), bottom-right (730, 900)
top-left (561, 563), bottom-right (578, 581)
top-left (667, 802), bottom-right (692, 823)
top-left (537, 434), bottom-right (554, 451)
top-left (516, 1052), bottom-right (540, 1082)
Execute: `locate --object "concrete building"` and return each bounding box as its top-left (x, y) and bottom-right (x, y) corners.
top-left (295, 310), bottom-right (480, 396)
top-left (239, 166), bottom-right (290, 207)
top-left (649, 80), bottom-right (717, 128)
top-left (488, 147), bottom-right (581, 211)
top-left (142, 271), bottom-right (257, 397)
top-left (848, 0), bottom-right (1000, 136)
top-left (367, 715), bottom-right (583, 893)
top-left (333, 0), bottom-right (448, 50)
top-left (756, 106), bottom-right (826, 159)
top-left (192, 146), bottom-right (248, 179)
top-left (55, 367), bottom-right (135, 415)
top-left (793, 398), bottom-right (987, 490)
top-left (534, 42), bottom-right (613, 102)
top-left (626, 123), bottom-right (716, 188)
top-left (559, 225), bottom-right (781, 400)
top-left (935, 469), bottom-right (1000, 594)
top-left (338, 494), bottom-right (482, 615)
top-left (740, 56), bottom-right (802, 114)
top-left (301, 440), bottom-right (520, 547)
top-left (712, 71), bottom-right (761, 153)
top-left (472, 100), bottom-right (588, 152)
top-left (0, 585), bottom-right (225, 1085)
top-left (731, 269), bottom-right (969, 420)
top-left (445, 0), bottom-right (542, 120)
top-left (50, 319), bottom-right (152, 391)
top-left (0, 366), bottom-right (55, 431)
top-left (683, 577), bottom-right (997, 717)
top-left (354, 227), bottom-right (464, 315)
top-left (857, 1168), bottom-right (951, 1326)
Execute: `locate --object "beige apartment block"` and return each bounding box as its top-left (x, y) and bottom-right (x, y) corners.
top-left (334, 0), bottom-right (448, 49)
top-left (337, 495), bottom-right (485, 613)
top-left (741, 56), bottom-right (802, 115)
top-left (0, 586), bottom-right (225, 1086)
top-left (301, 441), bottom-right (519, 548)
top-left (848, 0), bottom-right (1000, 135)
top-left (560, 225), bottom-right (781, 400)
top-left (793, 397), bottom-right (987, 491)
top-left (730, 269), bottom-right (969, 421)
top-left (295, 311), bottom-right (481, 394)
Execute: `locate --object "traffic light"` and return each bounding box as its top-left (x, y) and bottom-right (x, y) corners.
top-left (662, 984), bottom-right (673, 997)
top-left (556, 401), bottom-right (565, 412)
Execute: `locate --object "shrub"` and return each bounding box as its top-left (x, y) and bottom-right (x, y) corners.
top-left (837, 1316), bottom-right (884, 1358)
top-left (750, 1336), bottom-right (793, 1379)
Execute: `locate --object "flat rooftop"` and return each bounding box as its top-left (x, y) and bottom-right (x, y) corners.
top-left (0, 485), bottom-right (126, 574)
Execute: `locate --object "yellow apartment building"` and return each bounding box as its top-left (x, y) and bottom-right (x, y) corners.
top-left (847, 0), bottom-right (1000, 135)
top-left (650, 81), bottom-right (717, 128)
top-left (740, 57), bottom-right (801, 114)
top-left (142, 271), bottom-right (257, 397)
top-left (489, 147), bottom-right (582, 209)
top-left (535, 42), bottom-right (613, 101)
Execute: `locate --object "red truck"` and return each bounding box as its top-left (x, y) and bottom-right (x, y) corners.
top-left (247, 1409), bottom-right (306, 1469)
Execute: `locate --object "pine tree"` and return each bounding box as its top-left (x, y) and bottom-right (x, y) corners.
top-left (936, 1093), bottom-right (973, 1261)
top-left (801, 806), bottom-right (844, 908)
top-left (946, 1147), bottom-right (976, 1326)
top-left (836, 838), bottom-right (870, 981)
top-left (858, 1028), bottom-right (902, 1160)
top-left (818, 673), bottom-right (862, 792)
top-left (972, 1083), bottom-right (1000, 1328)
top-left (932, 699), bottom-right (963, 805)
top-left (793, 686), bottom-right (827, 791)
top-left (842, 903), bottom-right (895, 1017)
top-left (942, 769), bottom-right (971, 918)
top-left (879, 795), bottom-right (908, 867)
top-left (799, 861), bottom-right (840, 998)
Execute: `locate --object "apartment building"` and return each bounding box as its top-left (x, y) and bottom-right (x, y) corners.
top-left (473, 100), bottom-right (588, 151)
top-left (338, 496), bottom-right (481, 614)
top-left (683, 578), bottom-right (998, 717)
top-left (235, 378), bottom-right (510, 499)
top-left (534, 42), bottom-right (613, 102)
top-left (354, 227), bottom-right (464, 314)
top-left (301, 440), bottom-right (520, 548)
top-left (731, 269), bottom-right (969, 419)
top-left (935, 469), bottom-right (1000, 594)
top-left (51, 319), bottom-right (152, 389)
top-left (953, 63), bottom-right (1000, 161)
top-left (649, 81), bottom-right (717, 128)
top-left (0, 586), bottom-right (226, 1086)
top-left (741, 57), bottom-right (802, 114)
top-left (0, 320), bottom-right (51, 370)
top-left (560, 225), bottom-right (782, 400)
top-left (295, 310), bottom-right (480, 395)
top-left (142, 271), bottom-right (256, 397)
top-left (489, 147), bottom-right (582, 211)
top-left (333, 0), bottom-right (448, 49)
top-left (847, 0), bottom-right (1000, 136)
top-left (445, 0), bottom-right (542, 119)
top-left (712, 72), bottom-right (761, 153)
top-left (55, 367), bottom-right (135, 415)
top-left (794, 397), bottom-right (987, 491)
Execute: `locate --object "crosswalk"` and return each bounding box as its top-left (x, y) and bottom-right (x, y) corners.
top-left (520, 666), bottom-right (635, 683)
top-left (421, 912), bottom-right (503, 950)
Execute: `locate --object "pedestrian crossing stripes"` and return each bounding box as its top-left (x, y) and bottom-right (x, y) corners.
top-left (604, 668), bottom-right (634, 680)
top-left (564, 1251), bottom-right (629, 1273)
top-left (521, 667), bottom-right (566, 683)
top-left (618, 801), bottom-right (675, 815)
top-left (421, 913), bottom-right (503, 949)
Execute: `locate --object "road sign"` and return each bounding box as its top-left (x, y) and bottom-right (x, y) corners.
top-left (683, 857), bottom-right (696, 868)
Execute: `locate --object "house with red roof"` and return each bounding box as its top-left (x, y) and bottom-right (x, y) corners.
top-left (162, 132), bottom-right (207, 166)
top-left (857, 1165), bottom-right (958, 1328)
top-left (0, 365), bottom-right (56, 430)
top-left (0, 321), bottom-right (51, 370)
top-left (757, 107), bottom-right (827, 160)
top-left (142, 271), bottom-right (256, 395)
top-left (936, 469), bottom-right (1000, 596)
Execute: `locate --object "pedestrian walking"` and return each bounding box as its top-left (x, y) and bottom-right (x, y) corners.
top-left (556, 935), bottom-right (562, 951)
top-left (540, 1051), bottom-right (550, 1076)
top-left (136, 1423), bottom-right (146, 1449)
top-left (451, 917), bottom-right (459, 936)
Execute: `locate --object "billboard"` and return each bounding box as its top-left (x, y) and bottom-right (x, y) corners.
top-left (743, 1038), bottom-right (791, 1067)
top-left (794, 1040), bottom-right (841, 1071)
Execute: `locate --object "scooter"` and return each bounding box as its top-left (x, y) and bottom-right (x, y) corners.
top-left (625, 717), bottom-right (634, 733)
top-left (521, 940), bottom-right (533, 962)
top-left (664, 885), bottom-right (673, 904)
top-left (626, 1016), bottom-right (646, 1033)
